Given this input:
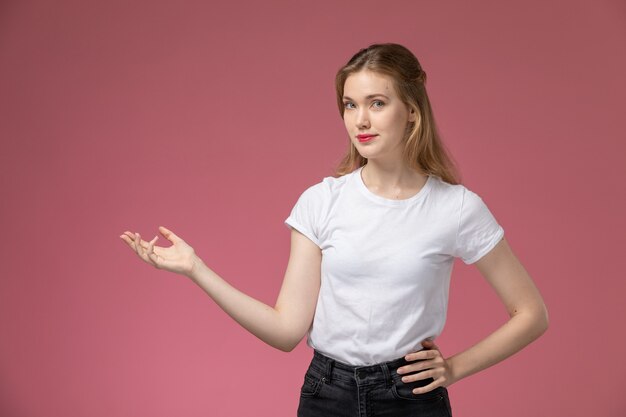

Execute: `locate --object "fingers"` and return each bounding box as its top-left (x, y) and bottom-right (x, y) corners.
top-left (132, 232), bottom-right (145, 255)
top-left (120, 231), bottom-right (155, 249)
top-left (410, 376), bottom-right (443, 395)
top-left (132, 232), bottom-right (158, 267)
top-left (400, 366), bottom-right (439, 383)
top-left (120, 228), bottom-right (179, 247)
top-left (119, 233), bottom-right (131, 244)
top-left (399, 345), bottom-right (444, 377)
top-left (396, 339), bottom-right (449, 394)
top-left (404, 347), bottom-right (440, 362)
top-left (398, 340), bottom-right (449, 394)
top-left (398, 355), bottom-right (443, 376)
top-left (146, 235), bottom-right (160, 266)
top-left (398, 358), bottom-right (447, 393)
top-left (119, 231), bottom-right (144, 247)
top-left (421, 339), bottom-right (439, 350)
top-left (119, 229), bottom-right (175, 271)
top-left (119, 232), bottom-right (141, 250)
top-left (120, 231), bottom-right (135, 243)
top-left (158, 226), bottom-right (181, 244)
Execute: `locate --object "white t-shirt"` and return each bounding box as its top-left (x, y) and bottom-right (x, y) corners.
top-left (284, 166), bottom-right (504, 366)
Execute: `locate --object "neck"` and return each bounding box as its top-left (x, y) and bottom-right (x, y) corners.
top-left (361, 161), bottom-right (428, 197)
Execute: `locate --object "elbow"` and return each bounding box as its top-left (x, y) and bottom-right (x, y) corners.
top-left (275, 339), bottom-right (299, 353)
top-left (528, 301), bottom-right (550, 338)
top-left (272, 329), bottom-right (303, 352)
top-left (538, 302), bottom-right (549, 334)
top-left (280, 344), bottom-right (297, 353)
top-left (513, 301), bottom-right (549, 339)
top-left (272, 310), bottom-right (310, 352)
top-left (274, 318), bottom-right (307, 352)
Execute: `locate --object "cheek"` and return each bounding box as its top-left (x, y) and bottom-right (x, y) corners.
top-left (388, 112), bottom-right (409, 134)
top-left (372, 114), bottom-right (395, 134)
top-left (391, 109), bottom-right (408, 124)
top-left (343, 114), bottom-right (354, 130)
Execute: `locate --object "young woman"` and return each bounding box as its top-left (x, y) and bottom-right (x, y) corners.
top-left (120, 43), bottom-right (549, 417)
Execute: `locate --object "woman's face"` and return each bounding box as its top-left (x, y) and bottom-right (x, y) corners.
top-left (342, 70), bottom-right (416, 163)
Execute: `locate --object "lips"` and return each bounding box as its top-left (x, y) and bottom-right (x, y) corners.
top-left (357, 134), bottom-right (377, 143)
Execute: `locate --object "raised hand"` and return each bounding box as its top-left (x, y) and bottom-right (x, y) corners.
top-left (119, 226), bottom-right (200, 277)
top-left (397, 339), bottom-right (457, 394)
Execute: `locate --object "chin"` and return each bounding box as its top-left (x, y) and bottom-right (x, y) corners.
top-left (358, 152), bottom-right (378, 160)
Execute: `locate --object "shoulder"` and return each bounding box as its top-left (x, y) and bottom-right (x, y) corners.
top-left (427, 175), bottom-right (466, 205)
top-left (299, 170), bottom-right (354, 201)
top-left (427, 176), bottom-right (496, 222)
top-left (429, 175), bottom-right (488, 204)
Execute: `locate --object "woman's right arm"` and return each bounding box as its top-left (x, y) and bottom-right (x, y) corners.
top-left (122, 227), bottom-right (321, 352)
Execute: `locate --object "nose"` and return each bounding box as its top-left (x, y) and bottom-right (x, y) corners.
top-left (356, 108), bottom-right (370, 129)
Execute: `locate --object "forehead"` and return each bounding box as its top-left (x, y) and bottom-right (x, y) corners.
top-left (343, 70), bottom-right (396, 98)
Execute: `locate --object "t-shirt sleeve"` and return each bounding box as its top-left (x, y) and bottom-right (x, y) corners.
top-left (453, 187), bottom-right (505, 264)
top-left (284, 185), bottom-right (322, 248)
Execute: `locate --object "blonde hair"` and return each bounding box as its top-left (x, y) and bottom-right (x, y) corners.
top-left (333, 43), bottom-right (461, 185)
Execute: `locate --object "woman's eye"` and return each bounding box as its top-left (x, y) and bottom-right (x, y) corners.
top-left (344, 102), bottom-right (355, 109)
top-left (373, 100), bottom-right (385, 108)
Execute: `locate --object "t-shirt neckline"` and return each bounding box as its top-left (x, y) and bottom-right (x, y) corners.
top-left (353, 165), bottom-right (434, 207)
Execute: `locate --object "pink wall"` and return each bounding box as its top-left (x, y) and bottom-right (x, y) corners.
top-left (1, 0), bottom-right (624, 416)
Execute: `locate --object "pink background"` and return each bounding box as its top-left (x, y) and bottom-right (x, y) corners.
top-left (1, 0), bottom-right (624, 416)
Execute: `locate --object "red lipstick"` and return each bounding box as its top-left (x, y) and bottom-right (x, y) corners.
top-left (357, 134), bottom-right (377, 143)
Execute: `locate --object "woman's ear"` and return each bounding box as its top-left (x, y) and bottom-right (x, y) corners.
top-left (408, 107), bottom-right (417, 122)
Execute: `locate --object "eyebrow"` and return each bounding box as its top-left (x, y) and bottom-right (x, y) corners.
top-left (342, 94), bottom-right (390, 101)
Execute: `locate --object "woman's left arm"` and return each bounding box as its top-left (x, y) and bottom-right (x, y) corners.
top-left (398, 237), bottom-right (549, 393)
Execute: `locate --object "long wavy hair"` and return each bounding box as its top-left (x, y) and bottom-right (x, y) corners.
top-left (333, 43), bottom-right (461, 185)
